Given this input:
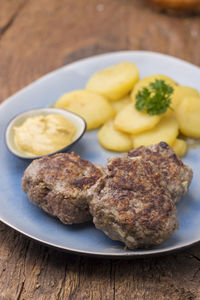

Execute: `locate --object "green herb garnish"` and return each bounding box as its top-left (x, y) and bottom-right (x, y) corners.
top-left (135, 79), bottom-right (174, 115)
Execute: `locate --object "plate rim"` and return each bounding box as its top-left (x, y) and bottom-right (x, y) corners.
top-left (1, 50), bottom-right (200, 258)
top-left (1, 216), bottom-right (200, 258)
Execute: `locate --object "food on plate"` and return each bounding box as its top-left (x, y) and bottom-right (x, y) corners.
top-left (22, 152), bottom-right (104, 224)
top-left (22, 142), bottom-right (193, 249)
top-left (131, 74), bottom-right (177, 103)
top-left (126, 142), bottom-right (193, 204)
top-left (132, 115), bottom-right (179, 148)
top-left (98, 119), bottom-right (133, 152)
top-left (14, 114), bottom-right (76, 156)
top-left (86, 62), bottom-right (139, 101)
top-left (54, 90), bottom-right (115, 130)
top-left (111, 95), bottom-right (131, 113)
top-left (170, 86), bottom-right (199, 110)
top-left (114, 103), bottom-right (161, 134)
top-left (175, 96), bottom-right (200, 138)
top-left (172, 138), bottom-right (187, 157)
top-left (52, 61), bottom-right (199, 157)
top-left (88, 153), bottom-right (178, 249)
top-left (135, 79), bottom-right (174, 116)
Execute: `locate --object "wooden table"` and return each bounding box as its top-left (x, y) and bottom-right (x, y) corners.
top-left (0, 1), bottom-right (200, 299)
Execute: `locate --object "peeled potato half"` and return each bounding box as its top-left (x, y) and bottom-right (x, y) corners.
top-left (86, 62), bottom-right (139, 101)
top-left (114, 103), bottom-right (161, 134)
top-left (54, 90), bottom-right (115, 130)
top-left (172, 138), bottom-right (187, 157)
top-left (132, 115), bottom-right (179, 148)
top-left (111, 95), bottom-right (131, 113)
top-left (131, 74), bottom-right (177, 102)
top-left (164, 86), bottom-right (199, 117)
top-left (175, 96), bottom-right (200, 138)
top-left (98, 119), bottom-right (133, 152)
top-left (171, 86), bottom-right (199, 110)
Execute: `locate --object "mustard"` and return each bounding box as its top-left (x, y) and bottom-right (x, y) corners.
top-left (14, 114), bottom-right (76, 156)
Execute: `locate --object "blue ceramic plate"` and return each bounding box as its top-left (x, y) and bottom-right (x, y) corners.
top-left (0, 51), bottom-right (200, 258)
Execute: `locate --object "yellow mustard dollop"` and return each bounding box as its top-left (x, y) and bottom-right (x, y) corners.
top-left (14, 114), bottom-right (76, 156)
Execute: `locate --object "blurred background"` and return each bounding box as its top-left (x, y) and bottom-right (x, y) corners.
top-left (0, 0), bottom-right (199, 103)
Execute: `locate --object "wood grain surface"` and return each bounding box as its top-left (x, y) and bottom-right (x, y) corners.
top-left (0, 0), bottom-right (200, 299)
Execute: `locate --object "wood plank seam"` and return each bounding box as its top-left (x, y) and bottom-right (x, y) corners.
top-left (0, 0), bottom-right (28, 38)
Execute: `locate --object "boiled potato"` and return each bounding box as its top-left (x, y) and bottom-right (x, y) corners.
top-left (132, 115), bottom-right (179, 147)
top-left (86, 62), bottom-right (139, 101)
top-left (111, 95), bottom-right (131, 113)
top-left (114, 103), bottom-right (161, 134)
top-left (98, 119), bottom-right (133, 152)
top-left (54, 90), bottom-right (115, 130)
top-left (171, 86), bottom-right (199, 110)
top-left (164, 86), bottom-right (199, 117)
top-left (131, 74), bottom-right (177, 102)
top-left (175, 96), bottom-right (200, 138)
top-left (172, 139), bottom-right (187, 157)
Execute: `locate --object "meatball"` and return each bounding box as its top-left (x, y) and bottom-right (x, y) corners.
top-left (88, 156), bottom-right (178, 249)
top-left (22, 152), bottom-right (104, 224)
top-left (126, 142), bottom-right (193, 204)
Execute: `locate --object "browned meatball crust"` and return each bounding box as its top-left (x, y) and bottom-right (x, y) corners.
top-left (22, 152), bottom-right (104, 224)
top-left (126, 142), bottom-right (193, 204)
top-left (88, 156), bottom-right (178, 249)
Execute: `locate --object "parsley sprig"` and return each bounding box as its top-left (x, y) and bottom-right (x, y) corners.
top-left (135, 79), bottom-right (174, 115)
